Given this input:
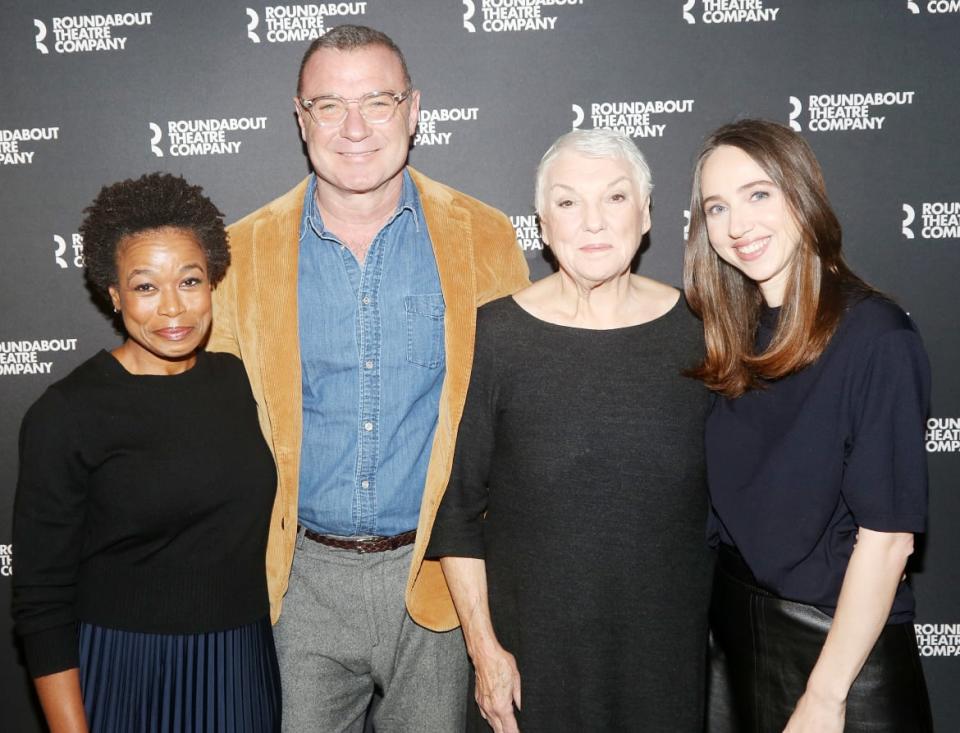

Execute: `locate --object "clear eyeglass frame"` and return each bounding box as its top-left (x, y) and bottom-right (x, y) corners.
top-left (298, 89), bottom-right (412, 127)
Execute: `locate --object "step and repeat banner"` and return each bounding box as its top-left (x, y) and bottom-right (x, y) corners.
top-left (1, 1), bottom-right (958, 729)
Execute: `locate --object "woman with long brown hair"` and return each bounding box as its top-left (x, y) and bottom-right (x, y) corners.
top-left (685, 119), bottom-right (932, 732)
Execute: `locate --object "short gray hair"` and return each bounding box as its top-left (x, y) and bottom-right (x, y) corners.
top-left (534, 128), bottom-right (653, 215)
top-left (297, 25), bottom-right (411, 94)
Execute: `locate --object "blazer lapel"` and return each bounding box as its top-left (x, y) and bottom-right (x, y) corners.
top-left (252, 182), bottom-right (306, 458)
top-left (410, 167), bottom-right (477, 436)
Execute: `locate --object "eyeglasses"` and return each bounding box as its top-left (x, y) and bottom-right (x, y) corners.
top-left (298, 89), bottom-right (412, 127)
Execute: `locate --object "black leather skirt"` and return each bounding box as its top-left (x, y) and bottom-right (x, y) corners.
top-left (707, 546), bottom-right (932, 733)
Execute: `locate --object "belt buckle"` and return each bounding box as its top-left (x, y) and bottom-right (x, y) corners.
top-left (355, 536), bottom-right (379, 554)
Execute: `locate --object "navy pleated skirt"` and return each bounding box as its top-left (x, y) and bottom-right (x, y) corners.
top-left (78, 617), bottom-right (281, 733)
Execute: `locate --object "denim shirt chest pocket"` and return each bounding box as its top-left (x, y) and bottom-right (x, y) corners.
top-left (404, 293), bottom-right (445, 368)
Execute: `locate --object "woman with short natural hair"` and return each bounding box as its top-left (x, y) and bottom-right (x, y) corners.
top-left (12, 173), bottom-right (280, 732)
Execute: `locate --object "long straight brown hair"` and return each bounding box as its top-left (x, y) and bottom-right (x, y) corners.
top-left (684, 119), bottom-right (871, 397)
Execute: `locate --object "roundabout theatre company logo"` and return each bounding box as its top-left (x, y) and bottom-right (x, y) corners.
top-left (33, 12), bottom-right (153, 54)
top-left (915, 623), bottom-right (960, 657)
top-left (901, 202), bottom-right (960, 241)
top-left (462, 0), bottom-right (585, 33)
top-left (925, 418), bottom-right (960, 453)
top-left (0, 339), bottom-right (78, 377)
top-left (571, 98), bottom-right (694, 139)
top-left (907, 0), bottom-right (960, 12)
top-left (0, 126), bottom-right (59, 166)
top-left (681, 0), bottom-right (780, 24)
top-left (245, 3), bottom-right (367, 43)
top-left (149, 117), bottom-right (268, 157)
top-left (788, 91), bottom-right (915, 132)
top-left (53, 233), bottom-right (85, 269)
top-left (511, 215), bottom-right (542, 252)
top-left (415, 107), bottom-right (479, 147)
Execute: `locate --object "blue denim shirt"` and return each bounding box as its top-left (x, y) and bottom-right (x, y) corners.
top-left (297, 171), bottom-right (445, 536)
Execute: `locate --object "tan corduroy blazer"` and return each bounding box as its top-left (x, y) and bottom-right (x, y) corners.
top-left (208, 167), bottom-right (530, 630)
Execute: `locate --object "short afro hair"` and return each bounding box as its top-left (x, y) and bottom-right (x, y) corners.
top-left (79, 172), bottom-right (230, 300)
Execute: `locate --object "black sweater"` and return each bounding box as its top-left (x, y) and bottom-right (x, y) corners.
top-left (12, 350), bottom-right (277, 677)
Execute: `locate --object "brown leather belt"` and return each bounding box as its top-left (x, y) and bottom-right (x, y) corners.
top-left (299, 526), bottom-right (416, 554)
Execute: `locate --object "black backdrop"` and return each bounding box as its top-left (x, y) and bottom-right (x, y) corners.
top-left (2, 1), bottom-right (958, 729)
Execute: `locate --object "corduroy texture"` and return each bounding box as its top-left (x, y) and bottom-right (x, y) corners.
top-left (78, 618), bottom-right (281, 733)
top-left (208, 167), bottom-right (530, 630)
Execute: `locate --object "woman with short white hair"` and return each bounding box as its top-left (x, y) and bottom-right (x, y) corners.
top-left (427, 129), bottom-right (714, 732)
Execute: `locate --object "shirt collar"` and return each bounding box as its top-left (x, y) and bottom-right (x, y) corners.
top-left (300, 168), bottom-right (422, 242)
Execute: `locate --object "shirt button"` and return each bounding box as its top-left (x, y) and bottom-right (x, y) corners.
top-left (364, 421), bottom-right (374, 432)
top-left (362, 296), bottom-right (371, 305)
top-left (361, 480), bottom-right (370, 489)
top-left (364, 360), bottom-right (374, 369)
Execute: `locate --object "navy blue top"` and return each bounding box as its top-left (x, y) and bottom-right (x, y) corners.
top-left (706, 294), bottom-right (930, 623)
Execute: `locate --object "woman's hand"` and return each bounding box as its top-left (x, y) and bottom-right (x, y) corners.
top-left (439, 556), bottom-right (522, 732)
top-left (784, 528), bottom-right (914, 733)
top-left (783, 687), bottom-right (845, 733)
top-left (473, 642), bottom-right (522, 733)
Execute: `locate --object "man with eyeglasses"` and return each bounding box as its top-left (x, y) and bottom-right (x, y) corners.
top-left (208, 24), bottom-right (528, 732)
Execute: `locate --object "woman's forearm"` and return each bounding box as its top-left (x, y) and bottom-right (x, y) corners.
top-left (441, 555), bottom-right (522, 731)
top-left (439, 556), bottom-right (500, 658)
top-left (34, 668), bottom-right (89, 733)
top-left (805, 528), bottom-right (914, 702)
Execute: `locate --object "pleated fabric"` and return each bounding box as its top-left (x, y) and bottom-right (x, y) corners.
top-left (78, 618), bottom-right (281, 733)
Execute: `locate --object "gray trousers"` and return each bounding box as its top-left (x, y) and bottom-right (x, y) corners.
top-left (275, 530), bottom-right (469, 732)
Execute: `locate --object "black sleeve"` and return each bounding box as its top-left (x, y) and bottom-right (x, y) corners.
top-left (426, 311), bottom-right (501, 559)
top-left (12, 387), bottom-right (88, 677)
top-left (842, 329), bottom-right (930, 533)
